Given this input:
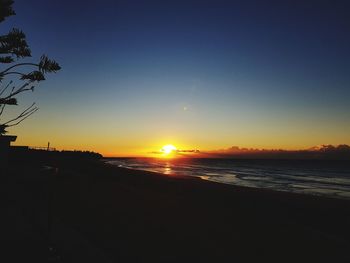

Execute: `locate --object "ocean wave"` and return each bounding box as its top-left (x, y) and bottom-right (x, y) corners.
top-left (106, 158), bottom-right (350, 200)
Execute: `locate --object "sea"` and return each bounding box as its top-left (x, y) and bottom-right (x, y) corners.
top-left (106, 158), bottom-right (350, 200)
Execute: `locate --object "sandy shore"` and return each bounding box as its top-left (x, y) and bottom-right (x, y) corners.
top-left (3, 159), bottom-right (350, 262)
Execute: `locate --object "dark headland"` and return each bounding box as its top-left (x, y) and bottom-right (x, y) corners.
top-left (2, 150), bottom-right (350, 263)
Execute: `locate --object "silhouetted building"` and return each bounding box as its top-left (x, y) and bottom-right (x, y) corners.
top-left (0, 135), bottom-right (17, 171)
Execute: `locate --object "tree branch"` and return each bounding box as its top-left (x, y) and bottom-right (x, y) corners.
top-left (0, 104), bottom-right (6, 116)
top-left (3, 82), bottom-right (32, 100)
top-left (0, 86), bottom-right (15, 120)
top-left (6, 107), bottom-right (38, 127)
top-left (0, 80), bottom-right (13, 96)
top-left (0, 62), bottom-right (38, 75)
top-left (3, 102), bottom-right (38, 126)
top-left (2, 71), bottom-right (26, 77)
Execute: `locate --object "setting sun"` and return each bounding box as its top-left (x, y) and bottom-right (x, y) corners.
top-left (161, 144), bottom-right (177, 155)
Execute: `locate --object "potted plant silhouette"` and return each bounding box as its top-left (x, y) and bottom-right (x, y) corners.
top-left (0, 0), bottom-right (60, 168)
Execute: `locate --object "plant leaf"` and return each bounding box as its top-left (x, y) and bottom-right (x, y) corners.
top-left (20, 71), bottom-right (45, 82)
top-left (0, 56), bottom-right (14, 63)
top-left (0, 97), bottom-right (17, 105)
top-left (39, 55), bottom-right (61, 73)
top-left (0, 124), bottom-right (8, 135)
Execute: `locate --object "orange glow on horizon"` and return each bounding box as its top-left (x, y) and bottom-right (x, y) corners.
top-left (11, 126), bottom-right (350, 158)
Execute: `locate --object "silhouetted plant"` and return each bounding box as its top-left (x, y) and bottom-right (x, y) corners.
top-left (0, 0), bottom-right (61, 135)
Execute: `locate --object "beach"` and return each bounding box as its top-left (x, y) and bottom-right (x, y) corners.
top-left (2, 158), bottom-right (350, 262)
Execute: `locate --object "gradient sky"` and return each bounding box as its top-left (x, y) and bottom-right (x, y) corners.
top-left (1, 0), bottom-right (350, 156)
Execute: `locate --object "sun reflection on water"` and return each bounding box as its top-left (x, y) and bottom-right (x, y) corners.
top-left (164, 162), bottom-right (172, 174)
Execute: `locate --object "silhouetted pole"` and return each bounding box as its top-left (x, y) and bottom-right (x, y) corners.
top-left (47, 142), bottom-right (50, 151)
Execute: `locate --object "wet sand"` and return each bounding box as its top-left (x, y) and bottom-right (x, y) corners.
top-left (2, 159), bottom-right (350, 262)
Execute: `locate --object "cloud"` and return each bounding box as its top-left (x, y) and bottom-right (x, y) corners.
top-left (150, 149), bottom-right (200, 155)
top-left (199, 145), bottom-right (350, 160)
top-left (149, 145), bottom-right (350, 160)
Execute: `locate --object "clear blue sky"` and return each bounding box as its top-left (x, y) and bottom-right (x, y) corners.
top-left (2, 0), bottom-right (350, 155)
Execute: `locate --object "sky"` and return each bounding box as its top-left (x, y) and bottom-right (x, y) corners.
top-left (1, 0), bottom-right (350, 156)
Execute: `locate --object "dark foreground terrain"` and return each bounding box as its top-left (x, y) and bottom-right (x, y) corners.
top-left (1, 155), bottom-right (350, 262)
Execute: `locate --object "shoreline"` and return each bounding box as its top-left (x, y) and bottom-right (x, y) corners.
top-left (104, 162), bottom-right (350, 204)
top-left (104, 158), bottom-right (350, 201)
